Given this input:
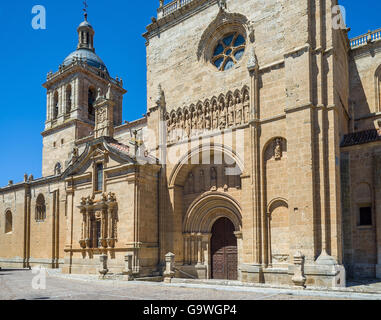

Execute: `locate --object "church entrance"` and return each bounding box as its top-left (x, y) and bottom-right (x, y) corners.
top-left (211, 217), bottom-right (238, 280)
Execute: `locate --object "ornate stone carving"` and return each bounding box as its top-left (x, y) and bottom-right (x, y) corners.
top-left (78, 194), bottom-right (118, 250)
top-left (165, 87), bottom-right (250, 142)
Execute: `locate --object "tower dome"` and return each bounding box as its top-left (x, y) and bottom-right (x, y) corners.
top-left (62, 17), bottom-right (108, 73)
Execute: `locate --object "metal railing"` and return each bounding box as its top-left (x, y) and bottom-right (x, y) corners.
top-left (350, 28), bottom-right (381, 49)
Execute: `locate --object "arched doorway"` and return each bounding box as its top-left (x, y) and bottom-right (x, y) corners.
top-left (211, 217), bottom-right (238, 280)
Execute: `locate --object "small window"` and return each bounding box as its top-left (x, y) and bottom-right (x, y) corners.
top-left (359, 207), bottom-right (372, 226)
top-left (88, 87), bottom-right (96, 120)
top-left (95, 163), bottom-right (104, 192)
top-left (53, 91), bottom-right (59, 120)
top-left (5, 211), bottom-right (12, 234)
top-left (66, 85), bottom-right (72, 114)
top-left (54, 163), bottom-right (62, 176)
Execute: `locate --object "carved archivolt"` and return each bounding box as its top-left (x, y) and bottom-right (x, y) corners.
top-left (183, 192), bottom-right (242, 234)
top-left (166, 87), bottom-right (250, 143)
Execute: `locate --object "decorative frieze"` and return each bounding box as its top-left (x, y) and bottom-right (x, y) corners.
top-left (166, 87), bottom-right (250, 143)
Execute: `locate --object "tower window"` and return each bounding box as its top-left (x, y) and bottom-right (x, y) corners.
top-left (53, 91), bottom-right (59, 120)
top-left (66, 85), bottom-right (72, 114)
top-left (54, 162), bottom-right (62, 175)
top-left (88, 87), bottom-right (96, 120)
top-left (95, 163), bottom-right (104, 192)
top-left (5, 211), bottom-right (12, 234)
top-left (359, 207), bottom-right (372, 226)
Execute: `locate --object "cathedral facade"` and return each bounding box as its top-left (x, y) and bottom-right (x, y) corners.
top-left (1, 0), bottom-right (381, 288)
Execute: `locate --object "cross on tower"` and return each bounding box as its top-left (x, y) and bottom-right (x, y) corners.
top-left (83, 0), bottom-right (88, 20)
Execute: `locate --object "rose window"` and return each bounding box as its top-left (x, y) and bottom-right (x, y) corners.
top-left (212, 33), bottom-right (246, 71)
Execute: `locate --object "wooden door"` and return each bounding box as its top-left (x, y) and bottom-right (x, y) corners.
top-left (211, 217), bottom-right (238, 280)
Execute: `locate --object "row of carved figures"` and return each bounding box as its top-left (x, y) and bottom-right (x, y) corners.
top-left (166, 88), bottom-right (250, 142)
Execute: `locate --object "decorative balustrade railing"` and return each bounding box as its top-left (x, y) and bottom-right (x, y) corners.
top-left (158, 0), bottom-right (196, 18)
top-left (350, 28), bottom-right (381, 49)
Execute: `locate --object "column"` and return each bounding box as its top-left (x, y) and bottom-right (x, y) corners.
top-left (235, 231), bottom-right (243, 281)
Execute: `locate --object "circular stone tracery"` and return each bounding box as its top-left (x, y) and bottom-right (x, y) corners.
top-left (212, 33), bottom-right (246, 71)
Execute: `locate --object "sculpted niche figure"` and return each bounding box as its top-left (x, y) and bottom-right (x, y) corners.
top-left (235, 95), bottom-right (243, 125)
top-left (243, 91), bottom-right (250, 123)
top-left (212, 102), bottom-right (219, 130)
top-left (197, 109), bottom-right (204, 134)
top-left (274, 138), bottom-right (283, 160)
top-left (205, 107), bottom-right (211, 131)
top-left (191, 111), bottom-right (197, 136)
top-left (228, 98), bottom-right (235, 127)
top-left (219, 103), bottom-right (227, 130)
top-left (184, 112), bottom-right (191, 138)
top-left (176, 113), bottom-right (183, 140)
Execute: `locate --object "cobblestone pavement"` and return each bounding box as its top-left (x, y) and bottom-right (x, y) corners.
top-left (0, 269), bottom-right (380, 300)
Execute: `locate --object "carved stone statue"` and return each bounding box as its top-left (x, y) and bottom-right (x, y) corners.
top-left (191, 111), bottom-right (197, 136)
top-left (212, 104), bottom-right (219, 130)
top-left (217, 0), bottom-right (227, 11)
top-left (185, 113), bottom-right (191, 138)
top-left (274, 138), bottom-right (283, 160)
top-left (205, 109), bottom-right (211, 131)
top-left (197, 109), bottom-right (204, 134)
top-left (228, 98), bottom-right (235, 127)
top-left (219, 104), bottom-right (227, 130)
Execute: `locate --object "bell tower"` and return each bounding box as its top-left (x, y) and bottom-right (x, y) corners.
top-left (41, 11), bottom-right (127, 177)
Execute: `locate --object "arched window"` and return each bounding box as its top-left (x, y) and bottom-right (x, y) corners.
top-left (88, 87), bottom-right (96, 120)
top-left (54, 162), bottom-right (62, 175)
top-left (35, 195), bottom-right (46, 222)
top-left (66, 85), bottom-right (72, 115)
top-left (5, 211), bottom-right (12, 234)
top-left (53, 91), bottom-right (59, 120)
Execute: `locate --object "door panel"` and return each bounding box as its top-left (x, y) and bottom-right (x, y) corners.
top-left (211, 217), bottom-right (238, 280)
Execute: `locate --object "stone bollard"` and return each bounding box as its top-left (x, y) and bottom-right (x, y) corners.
top-left (292, 251), bottom-right (306, 289)
top-left (123, 252), bottom-right (134, 281)
top-left (99, 254), bottom-right (109, 279)
top-left (163, 252), bottom-right (176, 283)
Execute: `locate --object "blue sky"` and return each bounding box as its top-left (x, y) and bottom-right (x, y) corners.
top-left (0, 0), bottom-right (379, 187)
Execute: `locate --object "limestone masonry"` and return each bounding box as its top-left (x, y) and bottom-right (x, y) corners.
top-left (1, 0), bottom-right (381, 288)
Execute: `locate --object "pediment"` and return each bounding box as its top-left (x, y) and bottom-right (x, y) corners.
top-left (63, 137), bottom-right (137, 179)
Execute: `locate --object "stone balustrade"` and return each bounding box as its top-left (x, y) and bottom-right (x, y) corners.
top-left (158, 0), bottom-right (198, 19)
top-left (350, 28), bottom-right (381, 49)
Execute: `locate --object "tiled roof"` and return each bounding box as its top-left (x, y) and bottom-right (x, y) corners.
top-left (341, 129), bottom-right (381, 147)
top-left (108, 142), bottom-right (131, 155)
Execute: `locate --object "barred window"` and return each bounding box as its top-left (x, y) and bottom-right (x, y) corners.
top-left (36, 194), bottom-right (46, 222)
top-left (212, 33), bottom-right (246, 71)
top-left (95, 163), bottom-right (104, 192)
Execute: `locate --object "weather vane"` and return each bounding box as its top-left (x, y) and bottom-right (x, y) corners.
top-left (83, 0), bottom-right (88, 21)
